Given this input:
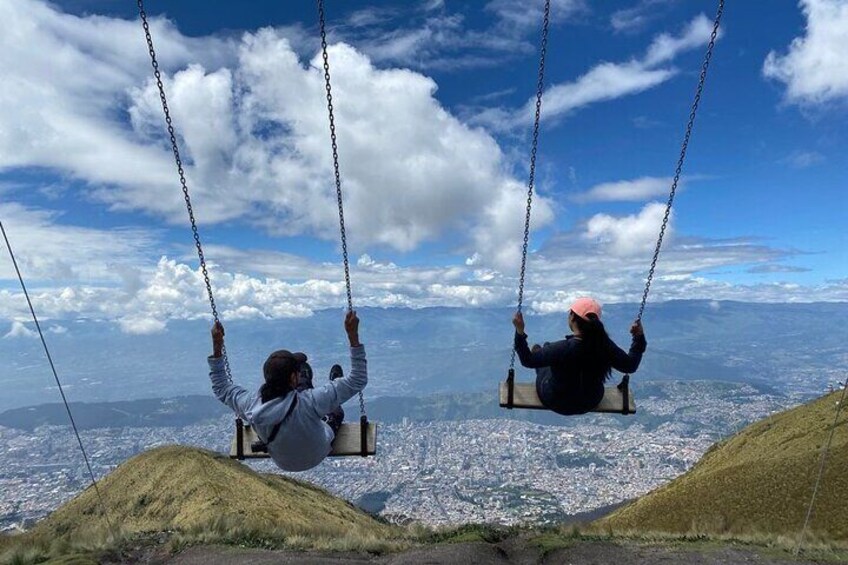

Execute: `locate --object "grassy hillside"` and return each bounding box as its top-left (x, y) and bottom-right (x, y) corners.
top-left (33, 446), bottom-right (393, 544)
top-left (595, 390), bottom-right (848, 540)
top-left (2, 446), bottom-right (403, 563)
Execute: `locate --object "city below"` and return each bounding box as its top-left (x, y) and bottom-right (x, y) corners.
top-left (2, 377), bottom-right (826, 532)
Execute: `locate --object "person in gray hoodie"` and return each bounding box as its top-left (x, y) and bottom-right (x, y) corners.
top-left (208, 310), bottom-right (367, 472)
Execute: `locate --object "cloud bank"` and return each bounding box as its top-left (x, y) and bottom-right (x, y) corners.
top-left (0, 1), bottom-right (839, 337)
top-left (0, 0), bottom-right (553, 270)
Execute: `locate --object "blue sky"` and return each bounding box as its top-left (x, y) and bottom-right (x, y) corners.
top-left (0, 0), bottom-right (846, 335)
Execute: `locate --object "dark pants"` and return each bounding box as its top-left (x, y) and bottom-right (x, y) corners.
top-left (296, 362), bottom-right (344, 436)
top-left (324, 409), bottom-right (344, 436)
top-left (532, 342), bottom-right (596, 416)
top-left (536, 367), bottom-right (599, 415)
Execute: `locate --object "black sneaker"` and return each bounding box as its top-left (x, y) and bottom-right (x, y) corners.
top-left (329, 364), bottom-right (344, 381)
top-left (297, 362), bottom-right (314, 391)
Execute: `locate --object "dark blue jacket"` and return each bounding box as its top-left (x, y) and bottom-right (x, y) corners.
top-left (514, 332), bottom-right (647, 415)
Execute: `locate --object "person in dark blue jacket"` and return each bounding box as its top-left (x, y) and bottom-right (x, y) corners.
top-left (512, 297), bottom-right (646, 415)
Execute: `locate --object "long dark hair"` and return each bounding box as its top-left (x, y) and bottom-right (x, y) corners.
top-left (260, 353), bottom-right (298, 403)
top-left (260, 379), bottom-right (293, 404)
top-left (571, 311), bottom-right (613, 382)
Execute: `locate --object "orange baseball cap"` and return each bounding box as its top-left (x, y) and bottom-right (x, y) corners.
top-left (570, 297), bottom-right (602, 320)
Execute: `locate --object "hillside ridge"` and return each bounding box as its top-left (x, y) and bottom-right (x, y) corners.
top-left (32, 445), bottom-right (392, 542)
top-left (596, 389), bottom-right (848, 540)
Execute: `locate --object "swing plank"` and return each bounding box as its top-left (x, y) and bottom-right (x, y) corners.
top-left (230, 422), bottom-right (377, 459)
top-left (328, 422), bottom-right (377, 456)
top-left (499, 381), bottom-right (636, 414)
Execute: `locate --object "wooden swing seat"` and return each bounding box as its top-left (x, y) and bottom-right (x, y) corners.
top-left (230, 421), bottom-right (377, 459)
top-left (499, 380), bottom-right (636, 414)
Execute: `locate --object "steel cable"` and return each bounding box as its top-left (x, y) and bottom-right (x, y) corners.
top-left (0, 220), bottom-right (114, 532)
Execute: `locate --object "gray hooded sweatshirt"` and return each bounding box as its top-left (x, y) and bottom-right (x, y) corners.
top-left (208, 344), bottom-right (367, 471)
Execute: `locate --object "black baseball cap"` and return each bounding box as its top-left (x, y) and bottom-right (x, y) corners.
top-left (263, 350), bottom-right (307, 384)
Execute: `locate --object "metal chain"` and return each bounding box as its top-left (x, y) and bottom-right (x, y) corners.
top-left (795, 377), bottom-right (848, 556)
top-left (317, 0), bottom-right (364, 419)
top-left (510, 0), bottom-right (551, 371)
top-left (0, 220), bottom-right (114, 532)
top-left (137, 0), bottom-right (233, 382)
top-left (637, 0), bottom-right (724, 323)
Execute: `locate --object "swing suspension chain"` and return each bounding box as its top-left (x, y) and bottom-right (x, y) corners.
top-left (510, 0), bottom-right (550, 372)
top-left (317, 0), bottom-right (353, 314)
top-left (317, 0), bottom-right (364, 419)
top-left (138, 0), bottom-right (233, 382)
top-left (637, 0), bottom-right (724, 323)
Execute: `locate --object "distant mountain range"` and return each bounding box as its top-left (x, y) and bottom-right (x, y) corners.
top-left (0, 379), bottom-right (776, 433)
top-left (2, 301), bottom-right (845, 411)
top-left (0, 396), bottom-right (229, 431)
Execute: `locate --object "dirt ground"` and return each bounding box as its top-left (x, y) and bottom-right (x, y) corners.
top-left (117, 538), bottom-right (845, 565)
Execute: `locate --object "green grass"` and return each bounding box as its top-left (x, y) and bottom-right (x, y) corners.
top-left (1, 521), bottom-right (412, 565)
top-left (165, 515), bottom-right (412, 555)
top-left (1, 446), bottom-right (405, 564)
top-left (527, 528), bottom-right (584, 555)
top-left (595, 390), bottom-right (848, 540)
top-left (40, 556), bottom-right (97, 565)
top-left (5, 519), bottom-right (848, 564)
top-left (524, 527), bottom-right (848, 562)
top-left (33, 446), bottom-right (395, 542)
top-left (423, 523), bottom-right (517, 545)
top-left (0, 524), bottom-right (130, 565)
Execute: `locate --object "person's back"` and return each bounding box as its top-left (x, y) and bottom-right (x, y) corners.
top-left (513, 297), bottom-right (646, 415)
top-left (207, 311), bottom-right (366, 471)
top-left (248, 348), bottom-right (366, 471)
top-left (529, 336), bottom-right (605, 414)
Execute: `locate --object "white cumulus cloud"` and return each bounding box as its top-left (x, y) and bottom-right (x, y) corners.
top-left (3, 321), bottom-right (37, 339)
top-left (577, 176), bottom-right (673, 202)
top-left (763, 0), bottom-right (848, 106)
top-left (0, 0), bottom-right (553, 270)
top-left (583, 202), bottom-right (670, 257)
